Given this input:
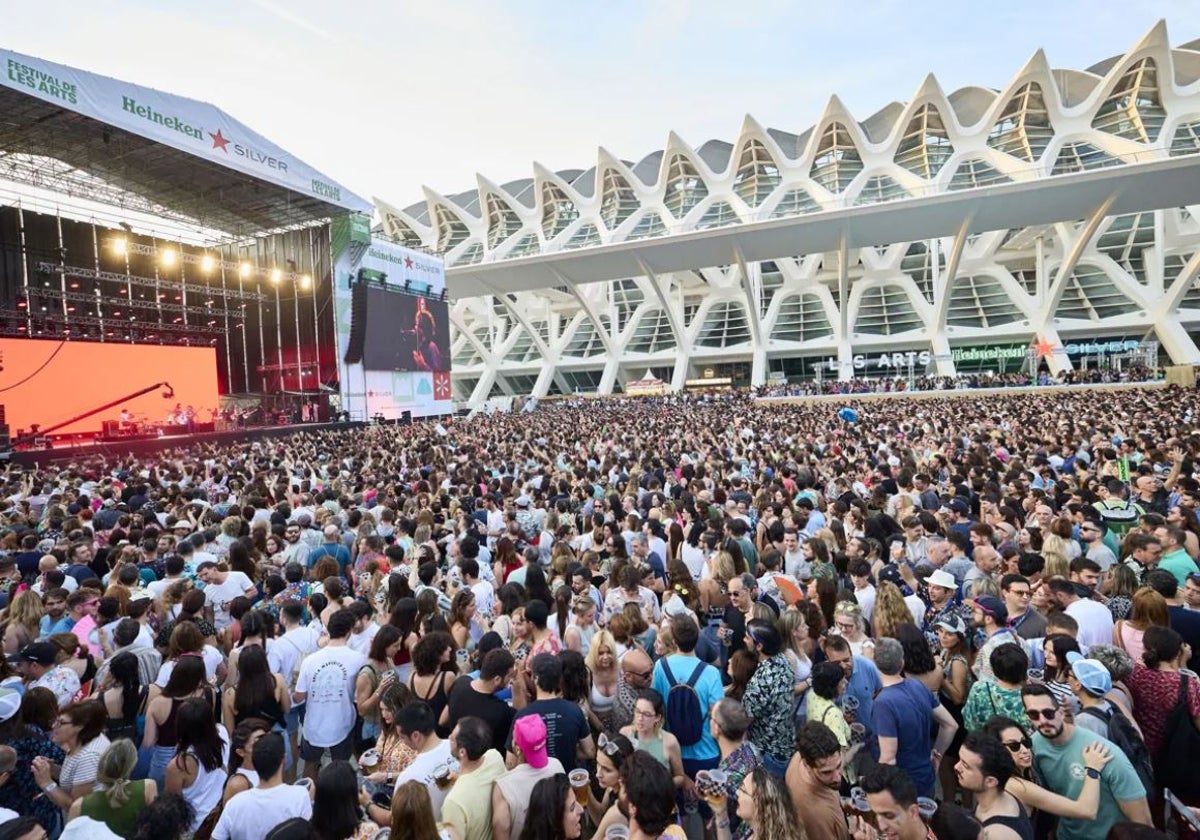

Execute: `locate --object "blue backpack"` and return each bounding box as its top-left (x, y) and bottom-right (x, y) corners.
top-left (662, 659), bottom-right (708, 747)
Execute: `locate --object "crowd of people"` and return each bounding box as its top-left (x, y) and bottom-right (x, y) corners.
top-left (0, 384), bottom-right (1198, 840)
top-left (758, 365), bottom-right (1158, 397)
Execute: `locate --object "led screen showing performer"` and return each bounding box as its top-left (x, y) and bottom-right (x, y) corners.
top-left (360, 286), bottom-right (451, 373)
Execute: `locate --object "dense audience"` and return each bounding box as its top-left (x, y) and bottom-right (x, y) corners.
top-left (0, 383), bottom-right (1199, 839)
top-left (758, 365), bottom-right (1158, 396)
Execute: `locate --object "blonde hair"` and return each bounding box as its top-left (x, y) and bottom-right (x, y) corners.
top-left (585, 629), bottom-right (617, 672)
top-left (96, 739), bottom-right (138, 808)
top-left (872, 582), bottom-right (914, 640)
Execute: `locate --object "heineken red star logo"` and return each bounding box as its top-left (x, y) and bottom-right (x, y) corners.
top-left (1032, 337), bottom-right (1056, 359)
top-left (404, 256), bottom-right (414, 269)
top-left (210, 130), bottom-right (230, 152)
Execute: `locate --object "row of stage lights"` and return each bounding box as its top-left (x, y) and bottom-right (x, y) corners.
top-left (110, 238), bottom-right (312, 290)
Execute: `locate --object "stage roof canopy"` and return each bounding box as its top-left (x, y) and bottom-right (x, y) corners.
top-left (0, 48), bottom-right (372, 238)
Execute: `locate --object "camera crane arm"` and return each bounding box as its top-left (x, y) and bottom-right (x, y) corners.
top-left (13, 381), bottom-right (173, 446)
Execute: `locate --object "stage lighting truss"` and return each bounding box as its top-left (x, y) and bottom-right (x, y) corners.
top-left (122, 242), bottom-right (310, 286)
top-left (35, 263), bottom-right (267, 302)
top-left (19, 285), bottom-right (247, 324)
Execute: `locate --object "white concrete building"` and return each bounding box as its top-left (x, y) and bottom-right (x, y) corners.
top-left (376, 22), bottom-right (1200, 403)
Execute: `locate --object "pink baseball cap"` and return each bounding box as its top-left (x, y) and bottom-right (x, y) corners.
top-left (513, 714), bottom-right (549, 769)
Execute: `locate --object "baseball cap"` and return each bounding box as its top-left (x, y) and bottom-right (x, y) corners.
top-left (0, 689), bottom-right (20, 723)
top-left (10, 642), bottom-right (58, 666)
top-left (972, 595), bottom-right (1008, 626)
top-left (515, 495), bottom-right (531, 508)
top-left (513, 714), bottom-right (549, 769)
top-left (927, 570), bottom-right (957, 590)
top-left (1067, 652), bottom-right (1112, 697)
top-left (934, 614), bottom-right (967, 636)
top-left (172, 519), bottom-right (193, 531)
top-left (944, 498), bottom-right (970, 516)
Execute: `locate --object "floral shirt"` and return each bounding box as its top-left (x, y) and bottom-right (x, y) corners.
top-left (962, 680), bottom-right (1031, 735)
top-left (742, 654), bottom-right (795, 760)
top-left (0, 730), bottom-right (65, 830)
top-left (32, 665), bottom-right (81, 709)
top-left (719, 741), bottom-right (759, 840)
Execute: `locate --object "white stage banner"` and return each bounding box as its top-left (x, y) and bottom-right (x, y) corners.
top-left (1, 49), bottom-right (371, 214)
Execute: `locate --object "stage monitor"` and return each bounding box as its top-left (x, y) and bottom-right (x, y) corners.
top-left (357, 285), bottom-right (451, 373)
top-left (0, 338), bottom-right (219, 436)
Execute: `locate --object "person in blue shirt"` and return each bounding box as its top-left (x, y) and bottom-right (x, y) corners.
top-left (307, 525), bottom-right (352, 575)
top-left (822, 633), bottom-right (883, 754)
top-left (651, 613), bottom-right (725, 780)
top-left (38, 588), bottom-right (74, 638)
top-left (872, 638), bottom-right (958, 799)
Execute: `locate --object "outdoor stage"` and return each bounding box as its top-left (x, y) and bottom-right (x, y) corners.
top-left (6, 420), bottom-right (367, 468)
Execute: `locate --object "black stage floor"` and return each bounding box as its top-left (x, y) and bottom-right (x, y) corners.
top-left (6, 421), bottom-right (367, 468)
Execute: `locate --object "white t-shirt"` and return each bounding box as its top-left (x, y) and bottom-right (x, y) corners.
top-left (347, 622), bottom-right (380, 656)
top-left (395, 740), bottom-right (457, 821)
top-left (1066, 598), bottom-right (1115, 649)
top-left (854, 584), bottom-right (877, 623)
top-left (681, 542), bottom-right (706, 581)
top-left (212, 783), bottom-right (312, 840)
top-left (295, 644), bottom-right (366, 747)
top-left (203, 571), bottom-right (254, 630)
top-left (155, 645), bottom-right (224, 685)
top-left (471, 580), bottom-right (495, 618)
top-left (275, 626), bottom-right (321, 691)
top-left (146, 576), bottom-right (185, 602)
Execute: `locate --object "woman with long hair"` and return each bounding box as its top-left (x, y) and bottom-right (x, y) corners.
top-left (777, 609), bottom-right (813, 719)
top-left (585, 629), bottom-right (620, 734)
top-left (389, 779), bottom-right (439, 840)
top-left (4, 590), bottom-right (43, 641)
top-left (895, 622), bottom-right (941, 694)
top-left (935, 615), bottom-right (973, 805)
top-left (1113, 587), bottom-right (1170, 664)
top-left (619, 690), bottom-right (686, 792)
top-left (355, 625), bottom-right (401, 749)
top-left (519, 775), bottom-right (584, 840)
top-left (153, 619), bottom-right (225, 697)
top-left (360, 683), bottom-right (417, 790)
top-left (164, 697), bottom-right (228, 834)
top-left (311, 760), bottom-right (378, 840)
top-left (725, 649), bottom-right (758, 702)
top-left (68, 738), bottom-right (156, 835)
top-left (222, 645), bottom-right (290, 737)
top-left (142, 654), bottom-right (214, 788)
top-left (1042, 633), bottom-right (1082, 714)
top-left (385, 598), bottom-right (419, 683)
top-left (99, 651), bottom-right (145, 742)
top-left (981, 714), bottom-right (1115, 822)
top-left (494, 537), bottom-right (522, 584)
top-left (589, 732), bottom-right (637, 835)
top-left (448, 590), bottom-right (478, 652)
top-left (871, 582), bottom-right (915, 643)
top-left (711, 766), bottom-right (805, 840)
top-left (222, 717), bottom-right (270, 804)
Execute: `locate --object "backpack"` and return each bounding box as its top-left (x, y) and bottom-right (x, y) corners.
top-left (1155, 672), bottom-right (1200, 802)
top-left (661, 658), bottom-right (708, 747)
top-left (1078, 703), bottom-right (1156, 796)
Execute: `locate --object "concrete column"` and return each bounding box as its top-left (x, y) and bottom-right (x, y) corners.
top-left (750, 347), bottom-right (767, 387)
top-left (599, 358), bottom-right (620, 395)
top-left (1154, 316), bottom-right (1200, 364)
top-left (930, 333), bottom-right (956, 376)
top-left (837, 339), bottom-right (855, 382)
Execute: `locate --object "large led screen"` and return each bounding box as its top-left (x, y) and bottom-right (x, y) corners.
top-left (0, 338), bottom-right (219, 436)
top-left (361, 286), bottom-right (451, 373)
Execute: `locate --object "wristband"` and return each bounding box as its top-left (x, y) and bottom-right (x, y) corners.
top-left (42, 782), bottom-right (58, 793)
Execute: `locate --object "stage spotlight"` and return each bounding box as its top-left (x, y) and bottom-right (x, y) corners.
top-left (200, 254), bottom-right (215, 273)
top-left (239, 262), bottom-right (252, 279)
top-left (270, 268), bottom-right (282, 284)
top-left (112, 238), bottom-right (127, 256)
top-left (299, 274), bottom-right (311, 290)
top-left (160, 248), bottom-right (177, 267)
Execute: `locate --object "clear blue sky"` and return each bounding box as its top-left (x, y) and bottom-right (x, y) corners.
top-left (4, 1), bottom-right (1199, 210)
